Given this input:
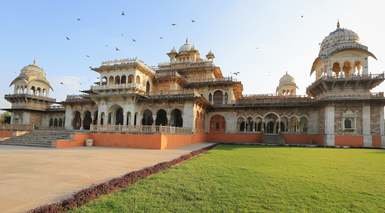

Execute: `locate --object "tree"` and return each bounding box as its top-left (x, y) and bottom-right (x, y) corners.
top-left (0, 112), bottom-right (11, 124)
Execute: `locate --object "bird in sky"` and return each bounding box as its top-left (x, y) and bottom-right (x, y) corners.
top-left (301, 15), bottom-right (304, 18)
top-left (85, 55), bottom-right (90, 58)
top-left (60, 82), bottom-right (64, 85)
top-left (115, 47), bottom-right (120, 51)
top-left (232, 72), bottom-right (240, 76)
top-left (132, 39), bottom-right (136, 42)
top-left (191, 19), bottom-right (196, 23)
top-left (160, 37), bottom-right (163, 39)
top-left (65, 36), bottom-right (70, 40)
top-left (171, 23), bottom-right (176, 26)
top-left (77, 18), bottom-right (81, 21)
top-left (121, 11), bottom-right (125, 16)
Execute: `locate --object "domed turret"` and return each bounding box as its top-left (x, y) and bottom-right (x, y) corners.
top-left (206, 50), bottom-right (215, 61)
top-left (10, 60), bottom-right (53, 96)
top-left (310, 22), bottom-right (376, 79)
top-left (276, 72), bottom-right (297, 96)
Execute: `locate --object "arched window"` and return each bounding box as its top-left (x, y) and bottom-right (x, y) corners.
top-left (30, 86), bottom-right (36, 95)
top-left (121, 75), bottom-right (126, 84)
top-left (72, 111), bottom-right (82, 130)
top-left (332, 62), bottom-right (341, 77)
top-left (344, 118), bottom-right (353, 129)
top-left (83, 111), bottom-right (92, 130)
top-left (115, 76), bottom-right (121, 85)
top-left (127, 75), bottom-right (134, 83)
top-left (247, 117), bottom-right (254, 132)
top-left (37, 87), bottom-right (41, 96)
top-left (213, 90), bottom-right (223, 105)
top-left (146, 81), bottom-right (151, 95)
top-left (100, 112), bottom-right (105, 125)
top-left (101, 77), bottom-right (107, 85)
top-left (126, 112), bottom-right (131, 126)
top-left (109, 76), bottom-right (114, 85)
top-left (299, 117), bottom-right (308, 133)
top-left (170, 109), bottom-right (183, 127)
top-left (93, 111), bottom-right (98, 125)
top-left (142, 109), bottom-right (153, 125)
top-left (58, 118), bottom-right (63, 127)
top-left (136, 75), bottom-right (141, 84)
top-left (49, 118), bottom-right (53, 127)
top-left (208, 93), bottom-right (212, 103)
top-left (54, 118), bottom-right (58, 128)
top-left (155, 109), bottom-right (168, 126)
top-left (237, 117), bottom-right (246, 132)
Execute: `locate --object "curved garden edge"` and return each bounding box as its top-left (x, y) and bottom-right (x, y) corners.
top-left (29, 144), bottom-right (218, 213)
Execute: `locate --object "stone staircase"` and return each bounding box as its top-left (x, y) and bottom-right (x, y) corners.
top-left (262, 134), bottom-right (285, 145)
top-left (0, 130), bottom-right (74, 148)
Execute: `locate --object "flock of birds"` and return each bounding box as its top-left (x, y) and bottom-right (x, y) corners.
top-left (59, 11), bottom-right (306, 83)
top-left (64, 10), bottom-right (198, 59)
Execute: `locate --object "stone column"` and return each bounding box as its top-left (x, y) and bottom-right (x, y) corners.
top-left (152, 114), bottom-right (156, 126)
top-left (324, 105), bottom-right (335, 146)
top-left (362, 104), bottom-right (372, 147)
top-left (380, 107), bottom-right (385, 147)
top-left (64, 106), bottom-right (73, 130)
top-left (80, 112), bottom-right (84, 130)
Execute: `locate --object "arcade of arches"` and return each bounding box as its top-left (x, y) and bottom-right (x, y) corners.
top-left (209, 113), bottom-right (308, 134)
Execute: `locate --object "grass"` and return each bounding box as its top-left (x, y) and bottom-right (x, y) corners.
top-left (73, 145), bottom-right (385, 212)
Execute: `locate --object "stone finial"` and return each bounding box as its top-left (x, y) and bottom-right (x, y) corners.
top-left (337, 20), bottom-right (340, 29)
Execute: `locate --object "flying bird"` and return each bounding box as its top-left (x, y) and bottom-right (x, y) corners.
top-left (65, 36), bottom-right (70, 40)
top-left (232, 72), bottom-right (240, 76)
top-left (115, 47), bottom-right (120, 51)
top-left (60, 82), bottom-right (64, 85)
top-left (85, 55), bottom-right (90, 58)
top-left (160, 37), bottom-right (163, 39)
top-left (301, 15), bottom-right (304, 18)
top-left (121, 11), bottom-right (125, 16)
top-left (171, 23), bottom-right (176, 26)
top-left (132, 39), bottom-right (136, 42)
top-left (77, 18), bottom-right (81, 21)
top-left (191, 19), bottom-right (196, 23)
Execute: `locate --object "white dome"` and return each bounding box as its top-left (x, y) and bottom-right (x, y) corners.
top-left (319, 23), bottom-right (366, 57)
top-left (10, 61), bottom-right (52, 89)
top-left (279, 72), bottom-right (295, 86)
top-left (179, 39), bottom-right (195, 52)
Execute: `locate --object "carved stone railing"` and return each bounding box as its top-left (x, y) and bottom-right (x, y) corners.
top-left (0, 124), bottom-right (34, 131)
top-left (91, 83), bottom-right (145, 91)
top-left (90, 124), bottom-right (192, 134)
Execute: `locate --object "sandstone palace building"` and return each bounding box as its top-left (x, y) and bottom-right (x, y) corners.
top-left (3, 23), bottom-right (385, 148)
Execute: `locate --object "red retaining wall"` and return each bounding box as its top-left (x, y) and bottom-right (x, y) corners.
top-left (56, 133), bottom-right (89, 148)
top-left (0, 130), bottom-right (13, 138)
top-left (372, 134), bottom-right (382, 148)
top-left (282, 134), bottom-right (324, 145)
top-left (206, 133), bottom-right (263, 143)
top-left (335, 135), bottom-right (363, 147)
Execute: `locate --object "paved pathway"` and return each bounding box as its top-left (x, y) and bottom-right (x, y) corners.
top-left (0, 143), bottom-right (214, 213)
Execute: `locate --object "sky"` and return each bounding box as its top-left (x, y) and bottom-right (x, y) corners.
top-left (1, 0), bottom-right (385, 108)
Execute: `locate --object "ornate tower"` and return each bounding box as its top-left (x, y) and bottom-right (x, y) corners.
top-left (4, 61), bottom-right (55, 126)
top-left (307, 22), bottom-right (385, 147)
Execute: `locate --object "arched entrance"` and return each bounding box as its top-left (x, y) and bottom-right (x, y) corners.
top-left (170, 109), bottom-right (183, 127)
top-left (83, 111), bottom-right (92, 130)
top-left (115, 107), bottom-right (124, 125)
top-left (210, 115), bottom-right (226, 133)
top-left (264, 113), bottom-right (278, 134)
top-left (155, 109), bottom-right (167, 126)
top-left (142, 109), bottom-right (153, 125)
top-left (72, 111), bottom-right (82, 130)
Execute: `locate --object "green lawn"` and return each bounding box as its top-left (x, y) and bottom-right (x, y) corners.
top-left (73, 145), bottom-right (385, 212)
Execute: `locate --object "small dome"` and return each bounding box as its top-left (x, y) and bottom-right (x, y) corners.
top-left (319, 22), bottom-right (365, 57)
top-left (179, 39), bottom-right (195, 52)
top-left (279, 72), bottom-right (296, 86)
top-left (170, 47), bottom-right (177, 53)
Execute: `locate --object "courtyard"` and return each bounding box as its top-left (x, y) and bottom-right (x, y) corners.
top-left (0, 143), bottom-right (212, 213)
top-left (73, 145), bottom-right (385, 212)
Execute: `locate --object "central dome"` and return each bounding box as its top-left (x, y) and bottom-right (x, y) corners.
top-left (178, 39), bottom-right (195, 52)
